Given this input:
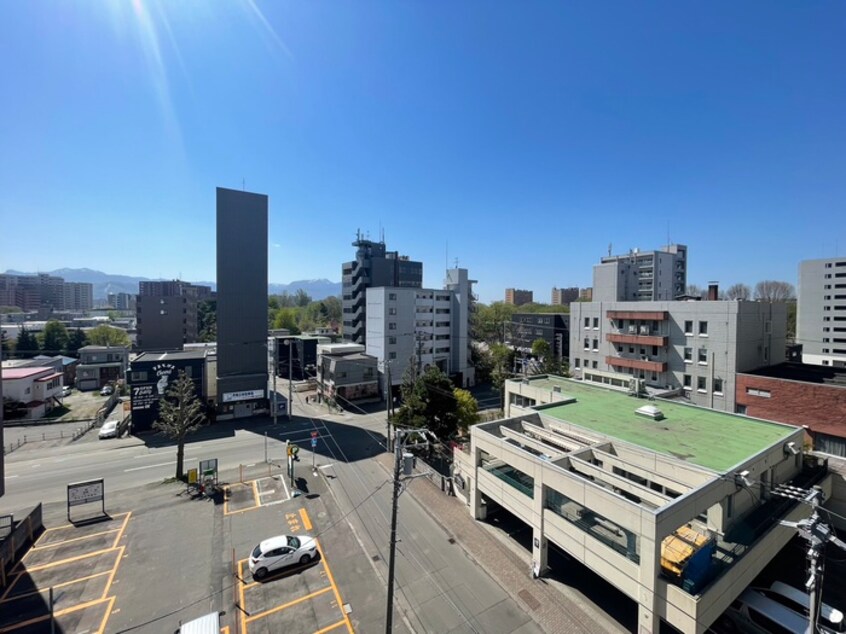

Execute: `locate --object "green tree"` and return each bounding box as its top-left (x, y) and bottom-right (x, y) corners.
top-left (1, 328), bottom-right (11, 355)
top-left (198, 299), bottom-right (217, 342)
top-left (787, 300), bottom-right (797, 340)
top-left (454, 388), bottom-right (480, 432)
top-left (87, 324), bottom-right (131, 347)
top-left (66, 328), bottom-right (88, 356)
top-left (273, 308), bottom-right (300, 334)
top-left (42, 320), bottom-right (69, 355)
top-left (294, 289), bottom-right (312, 307)
top-left (393, 365), bottom-right (428, 429)
top-left (322, 296), bottom-right (342, 324)
top-left (472, 302), bottom-right (516, 345)
top-left (531, 338), bottom-right (551, 359)
top-left (153, 370), bottom-right (207, 480)
top-left (15, 326), bottom-right (40, 358)
top-left (394, 366), bottom-right (461, 440)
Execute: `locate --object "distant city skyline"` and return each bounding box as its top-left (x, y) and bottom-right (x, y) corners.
top-left (2, 2), bottom-right (844, 304)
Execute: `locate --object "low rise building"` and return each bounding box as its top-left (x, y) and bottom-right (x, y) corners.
top-left (1, 366), bottom-right (63, 420)
top-left (570, 299), bottom-right (786, 412)
top-left (76, 345), bottom-right (129, 391)
top-left (736, 363), bottom-right (846, 457)
top-left (510, 313), bottom-right (569, 360)
top-left (128, 349), bottom-right (211, 432)
top-left (318, 349), bottom-right (379, 405)
top-left (455, 375), bottom-right (829, 634)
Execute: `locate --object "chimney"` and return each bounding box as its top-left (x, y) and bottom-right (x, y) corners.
top-left (707, 282), bottom-right (719, 301)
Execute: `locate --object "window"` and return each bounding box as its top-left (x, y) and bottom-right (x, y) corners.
top-left (592, 317), bottom-right (599, 328)
top-left (592, 360), bottom-right (598, 369)
top-left (714, 378), bottom-right (723, 394)
top-left (684, 320), bottom-right (693, 335)
top-left (574, 358), bottom-right (580, 368)
top-left (389, 352), bottom-right (396, 360)
top-left (683, 374), bottom-right (691, 389)
top-left (592, 339), bottom-right (598, 350)
top-left (698, 348), bottom-right (708, 364)
top-left (698, 321), bottom-right (708, 335)
top-left (584, 337), bottom-right (590, 350)
top-left (684, 347), bottom-right (692, 362)
top-left (651, 345), bottom-right (658, 356)
top-left (388, 307), bottom-right (397, 315)
top-left (388, 336), bottom-right (397, 345)
top-left (697, 376), bottom-right (707, 392)
top-left (388, 323), bottom-right (397, 330)
top-left (131, 371), bottom-right (148, 382)
top-left (746, 387), bottom-right (771, 398)
top-left (763, 346), bottom-right (769, 362)
top-left (584, 317), bottom-right (590, 328)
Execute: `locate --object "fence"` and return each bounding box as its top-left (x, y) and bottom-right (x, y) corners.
top-left (0, 504), bottom-right (43, 588)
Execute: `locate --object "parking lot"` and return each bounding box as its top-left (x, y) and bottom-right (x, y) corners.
top-left (0, 512), bottom-right (131, 633)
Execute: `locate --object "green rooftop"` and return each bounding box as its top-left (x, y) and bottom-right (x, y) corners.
top-left (528, 378), bottom-right (797, 472)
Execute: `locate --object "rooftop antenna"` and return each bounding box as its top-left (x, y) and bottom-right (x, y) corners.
top-left (608, 243), bottom-right (612, 257)
top-left (453, 257), bottom-right (459, 268)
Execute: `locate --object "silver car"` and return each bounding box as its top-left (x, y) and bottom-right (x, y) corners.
top-left (248, 535), bottom-right (317, 580)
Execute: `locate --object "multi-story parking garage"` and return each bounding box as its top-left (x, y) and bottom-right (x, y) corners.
top-left (453, 375), bottom-right (831, 634)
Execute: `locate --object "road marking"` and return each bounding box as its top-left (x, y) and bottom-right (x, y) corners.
top-left (315, 620), bottom-right (348, 634)
top-left (318, 464), bottom-right (335, 470)
top-left (6, 475), bottom-right (18, 479)
top-left (31, 528), bottom-right (119, 550)
top-left (0, 571), bottom-right (111, 604)
top-left (316, 539), bottom-right (355, 633)
top-left (299, 508), bottom-right (313, 531)
top-left (16, 546), bottom-right (122, 574)
top-left (245, 586), bottom-right (332, 623)
top-left (123, 462), bottom-right (173, 472)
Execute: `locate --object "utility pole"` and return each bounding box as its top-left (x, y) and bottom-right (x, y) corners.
top-left (384, 361), bottom-right (393, 452)
top-left (385, 428), bottom-right (430, 633)
top-left (774, 484), bottom-right (846, 634)
top-left (272, 337), bottom-right (278, 425)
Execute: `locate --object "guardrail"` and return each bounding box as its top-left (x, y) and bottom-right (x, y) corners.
top-left (0, 503), bottom-right (42, 588)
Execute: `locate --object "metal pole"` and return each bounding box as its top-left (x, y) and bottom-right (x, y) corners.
top-left (385, 362), bottom-right (392, 452)
top-left (50, 586), bottom-right (55, 634)
top-left (385, 430), bottom-right (402, 633)
top-left (288, 341), bottom-right (293, 420)
top-left (272, 338), bottom-right (278, 425)
top-left (264, 432), bottom-right (268, 464)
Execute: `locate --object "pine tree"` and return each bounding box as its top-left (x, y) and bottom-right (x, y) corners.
top-left (66, 328), bottom-right (88, 356)
top-left (153, 371), bottom-right (206, 480)
top-left (15, 326), bottom-right (40, 358)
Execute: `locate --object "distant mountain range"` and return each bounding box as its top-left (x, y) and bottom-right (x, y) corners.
top-left (3, 269), bottom-right (341, 301)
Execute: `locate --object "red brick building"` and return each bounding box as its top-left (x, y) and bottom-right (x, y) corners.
top-left (736, 363), bottom-right (846, 456)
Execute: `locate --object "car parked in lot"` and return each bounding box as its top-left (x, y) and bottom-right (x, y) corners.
top-left (62, 385), bottom-right (72, 397)
top-left (249, 535), bottom-right (317, 580)
top-left (98, 420), bottom-right (119, 439)
top-left (100, 385), bottom-right (113, 396)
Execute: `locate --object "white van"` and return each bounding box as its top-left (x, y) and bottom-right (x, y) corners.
top-left (728, 589), bottom-right (827, 634)
top-left (177, 611), bottom-right (220, 634)
top-left (767, 581), bottom-right (844, 632)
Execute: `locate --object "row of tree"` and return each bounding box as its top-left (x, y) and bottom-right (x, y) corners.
top-left (687, 280), bottom-right (796, 301)
top-left (269, 294), bottom-right (342, 334)
top-left (393, 365), bottom-right (479, 440)
top-left (4, 321), bottom-right (131, 358)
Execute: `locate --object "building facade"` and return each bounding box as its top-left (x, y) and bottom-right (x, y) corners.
top-left (318, 351), bottom-right (379, 404)
top-left (275, 335), bottom-right (319, 381)
top-left (128, 349), bottom-right (209, 432)
top-left (551, 287), bottom-right (579, 306)
top-left (454, 375), bottom-right (826, 634)
top-left (569, 299), bottom-right (787, 412)
top-left (735, 363), bottom-right (846, 457)
top-left (76, 345), bottom-right (130, 391)
top-left (62, 282), bottom-right (94, 311)
top-left (341, 234), bottom-right (422, 344)
top-left (366, 268), bottom-right (475, 389)
top-left (593, 244), bottom-right (687, 302)
top-left (216, 187), bottom-right (268, 418)
top-left (797, 257), bottom-right (846, 368)
top-left (505, 288), bottom-right (533, 306)
top-left (136, 281), bottom-right (211, 351)
top-left (108, 292), bottom-right (136, 311)
top-left (510, 313), bottom-right (569, 360)
top-left (1, 366), bottom-right (63, 420)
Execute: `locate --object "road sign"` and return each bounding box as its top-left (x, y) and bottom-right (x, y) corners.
top-left (311, 438), bottom-right (317, 448)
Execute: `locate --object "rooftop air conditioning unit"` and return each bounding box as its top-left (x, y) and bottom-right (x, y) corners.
top-left (635, 405), bottom-right (664, 420)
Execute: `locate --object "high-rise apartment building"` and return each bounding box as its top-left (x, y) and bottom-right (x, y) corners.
top-left (63, 282), bottom-right (94, 311)
top-left (797, 257), bottom-right (846, 368)
top-left (366, 268), bottom-right (476, 389)
top-left (136, 281), bottom-right (211, 351)
top-left (592, 244), bottom-right (687, 302)
top-left (569, 298), bottom-right (786, 412)
top-left (551, 287), bottom-right (579, 306)
top-left (216, 187), bottom-right (268, 419)
top-left (0, 273), bottom-right (65, 311)
top-left (505, 288), bottom-right (533, 306)
top-left (341, 233), bottom-right (422, 344)
top-left (108, 292), bottom-right (136, 311)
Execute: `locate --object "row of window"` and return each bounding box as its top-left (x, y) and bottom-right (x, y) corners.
top-left (682, 375), bottom-right (724, 394)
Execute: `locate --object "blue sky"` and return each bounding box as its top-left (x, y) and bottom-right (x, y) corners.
top-left (1, 1), bottom-right (844, 303)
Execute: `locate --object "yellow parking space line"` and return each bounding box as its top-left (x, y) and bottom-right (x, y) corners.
top-left (315, 619), bottom-right (348, 634)
top-left (299, 508), bottom-right (313, 531)
top-left (238, 559), bottom-right (247, 634)
top-left (31, 528), bottom-right (120, 550)
top-left (0, 596), bottom-right (112, 633)
top-left (101, 546), bottom-right (126, 599)
top-left (316, 540), bottom-right (354, 633)
top-left (95, 595), bottom-right (116, 634)
top-left (221, 627), bottom-right (230, 634)
top-left (0, 570), bottom-right (111, 604)
top-left (111, 511), bottom-right (132, 548)
top-left (37, 512), bottom-right (130, 538)
top-left (223, 484), bottom-right (261, 516)
top-left (14, 546), bottom-right (121, 574)
top-left (252, 479), bottom-right (261, 507)
top-left (245, 586), bottom-right (332, 623)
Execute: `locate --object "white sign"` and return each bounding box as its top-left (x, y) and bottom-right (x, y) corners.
top-left (222, 389), bottom-right (265, 403)
top-left (68, 479), bottom-right (104, 507)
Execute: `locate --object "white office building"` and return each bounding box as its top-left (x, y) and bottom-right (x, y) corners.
top-left (798, 257), bottom-right (846, 368)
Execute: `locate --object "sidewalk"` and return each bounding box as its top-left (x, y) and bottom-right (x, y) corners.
top-left (375, 453), bottom-right (623, 634)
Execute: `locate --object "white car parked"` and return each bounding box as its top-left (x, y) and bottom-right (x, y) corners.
top-left (98, 420), bottom-right (119, 439)
top-left (248, 535), bottom-right (317, 580)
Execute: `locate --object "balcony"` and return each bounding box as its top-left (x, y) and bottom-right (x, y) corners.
top-left (606, 356), bottom-right (666, 373)
top-left (607, 333), bottom-right (667, 347)
top-left (607, 310), bottom-right (668, 321)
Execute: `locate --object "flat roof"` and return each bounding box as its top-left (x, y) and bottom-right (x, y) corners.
top-left (528, 378), bottom-right (796, 472)
top-left (133, 349), bottom-right (208, 362)
top-left (743, 362), bottom-right (846, 387)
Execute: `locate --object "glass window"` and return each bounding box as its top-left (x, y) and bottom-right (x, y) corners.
top-left (388, 336), bottom-right (396, 345)
top-left (389, 352), bottom-right (396, 360)
top-left (714, 378), bottom-right (723, 394)
top-left (592, 339), bottom-right (598, 350)
top-left (388, 323), bottom-right (397, 330)
top-left (574, 358), bottom-right (580, 368)
top-left (697, 376), bottom-right (707, 391)
top-left (698, 348), bottom-right (708, 364)
top-left (592, 317), bottom-right (599, 328)
top-left (584, 338), bottom-right (590, 350)
top-left (684, 347), bottom-right (692, 362)
top-left (699, 321), bottom-right (708, 335)
top-left (683, 374), bottom-right (691, 388)
top-left (584, 317), bottom-right (590, 328)
top-left (388, 307), bottom-right (397, 315)
top-left (388, 293), bottom-right (397, 300)
top-left (684, 320), bottom-right (693, 335)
